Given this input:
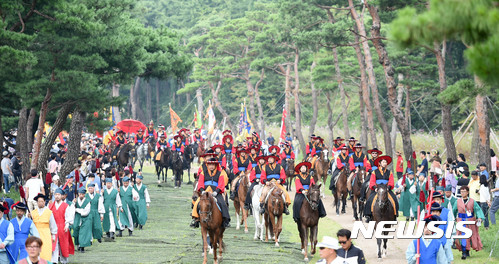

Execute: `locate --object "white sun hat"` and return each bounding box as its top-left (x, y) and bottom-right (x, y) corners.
top-left (317, 236), bottom-right (341, 250)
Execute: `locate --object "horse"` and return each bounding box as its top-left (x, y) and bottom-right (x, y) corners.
top-left (184, 144), bottom-right (196, 184)
top-left (234, 171), bottom-right (250, 233)
top-left (198, 192), bottom-right (225, 264)
top-left (372, 183), bottom-right (396, 259)
top-left (312, 151), bottom-right (329, 198)
top-left (285, 158), bottom-right (295, 191)
top-left (147, 139), bottom-right (155, 165)
top-left (333, 168), bottom-right (348, 215)
top-left (298, 183), bottom-right (322, 262)
top-left (155, 148), bottom-right (170, 183)
top-left (352, 167), bottom-right (367, 221)
top-left (171, 151), bottom-right (184, 188)
top-left (135, 143), bottom-right (148, 172)
top-left (264, 182), bottom-right (284, 247)
top-left (251, 183), bottom-right (265, 240)
top-left (117, 143), bottom-right (134, 171)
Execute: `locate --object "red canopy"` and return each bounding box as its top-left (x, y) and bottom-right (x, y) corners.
top-left (116, 119), bottom-right (147, 134)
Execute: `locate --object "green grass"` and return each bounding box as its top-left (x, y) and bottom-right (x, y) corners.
top-left (70, 164), bottom-right (323, 263)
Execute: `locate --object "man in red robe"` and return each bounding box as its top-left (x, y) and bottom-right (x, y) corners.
top-left (49, 188), bottom-right (74, 263)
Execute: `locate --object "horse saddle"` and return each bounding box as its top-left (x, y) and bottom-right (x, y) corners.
top-left (371, 193), bottom-right (397, 216)
top-left (155, 151), bottom-right (162, 161)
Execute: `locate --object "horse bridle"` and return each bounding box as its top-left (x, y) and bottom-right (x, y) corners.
top-left (304, 190), bottom-right (319, 210)
top-left (199, 197), bottom-right (213, 222)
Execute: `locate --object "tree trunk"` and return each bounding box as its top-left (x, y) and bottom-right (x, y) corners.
top-left (155, 79), bottom-right (160, 122)
top-left (351, 18), bottom-right (377, 148)
top-left (391, 79), bottom-right (405, 155)
top-left (209, 80), bottom-right (236, 133)
top-left (474, 76), bottom-right (491, 169)
top-left (130, 77), bottom-right (140, 120)
top-left (333, 48), bottom-right (350, 139)
top-left (254, 69), bottom-right (266, 137)
top-left (37, 104), bottom-right (73, 176)
top-left (367, 4), bottom-right (411, 170)
top-left (309, 61), bottom-right (318, 136)
top-left (60, 109), bottom-right (85, 178)
top-left (146, 81), bottom-right (152, 122)
top-left (31, 88), bottom-right (52, 170)
top-left (284, 64), bottom-right (292, 138)
top-left (196, 88), bottom-right (204, 118)
top-left (112, 82), bottom-right (122, 123)
top-left (293, 49), bottom-right (306, 153)
top-left (245, 68), bottom-right (259, 134)
top-left (17, 108), bottom-right (30, 181)
top-left (26, 108), bottom-right (36, 150)
top-left (326, 91), bottom-right (335, 149)
top-left (434, 41), bottom-right (457, 161)
top-left (405, 85), bottom-right (411, 132)
top-left (359, 88), bottom-right (369, 151)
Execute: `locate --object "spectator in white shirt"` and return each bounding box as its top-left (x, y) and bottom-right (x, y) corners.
top-left (25, 169), bottom-right (45, 211)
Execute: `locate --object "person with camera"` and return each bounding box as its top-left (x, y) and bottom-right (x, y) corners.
top-left (444, 158), bottom-right (458, 193)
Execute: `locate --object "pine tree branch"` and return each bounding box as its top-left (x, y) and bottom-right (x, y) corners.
top-left (33, 9), bottom-right (55, 21)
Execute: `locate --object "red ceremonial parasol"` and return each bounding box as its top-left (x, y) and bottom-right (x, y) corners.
top-left (116, 119), bottom-right (147, 134)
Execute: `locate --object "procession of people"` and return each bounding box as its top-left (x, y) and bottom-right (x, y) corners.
top-left (1, 119), bottom-right (498, 263)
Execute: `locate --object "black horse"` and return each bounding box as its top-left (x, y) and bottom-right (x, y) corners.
top-left (117, 143), bottom-right (134, 171)
top-left (372, 183), bottom-right (396, 259)
top-left (155, 147), bottom-right (170, 184)
top-left (172, 151), bottom-right (184, 188)
top-left (184, 144), bottom-right (196, 184)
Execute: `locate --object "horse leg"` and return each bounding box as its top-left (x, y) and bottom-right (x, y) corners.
top-left (264, 214), bottom-right (269, 242)
top-left (335, 195), bottom-right (340, 216)
top-left (188, 168), bottom-right (192, 184)
top-left (303, 224), bottom-right (309, 261)
top-left (310, 225), bottom-right (318, 256)
top-left (383, 238), bottom-right (388, 258)
top-left (242, 200), bottom-right (248, 233)
top-left (218, 231), bottom-right (224, 261)
top-left (234, 200), bottom-right (240, 230)
top-left (377, 238), bottom-right (382, 259)
top-left (275, 215), bottom-right (282, 247)
top-left (341, 195), bottom-right (347, 214)
top-left (202, 228), bottom-right (208, 264)
top-left (212, 232), bottom-right (218, 264)
top-left (352, 197), bottom-right (358, 220)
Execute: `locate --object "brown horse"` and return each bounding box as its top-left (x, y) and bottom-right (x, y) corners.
top-left (234, 171), bottom-right (250, 233)
top-left (372, 183), bottom-right (396, 259)
top-left (313, 151), bottom-right (329, 197)
top-left (333, 168), bottom-right (348, 215)
top-left (264, 182), bottom-right (284, 247)
top-left (196, 142), bottom-right (206, 165)
top-left (298, 183), bottom-right (322, 262)
top-left (198, 192), bottom-right (225, 264)
top-left (352, 167), bottom-right (367, 221)
top-left (285, 158), bottom-right (295, 191)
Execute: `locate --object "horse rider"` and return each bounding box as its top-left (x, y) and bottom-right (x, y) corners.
top-left (222, 135), bottom-right (235, 168)
top-left (145, 120), bottom-right (157, 143)
top-left (112, 130), bottom-right (126, 158)
top-left (268, 145), bottom-right (281, 164)
top-left (190, 158), bottom-right (231, 228)
top-left (248, 132), bottom-right (261, 148)
top-left (179, 128), bottom-right (190, 146)
top-left (171, 135), bottom-right (185, 154)
top-left (329, 146), bottom-right (350, 192)
top-left (191, 129), bottom-right (203, 144)
top-left (154, 134), bottom-right (170, 160)
top-left (346, 137), bottom-right (356, 156)
top-left (259, 154), bottom-right (291, 215)
top-left (310, 136), bottom-right (326, 172)
top-left (230, 148), bottom-right (251, 200)
top-left (292, 161), bottom-right (327, 223)
top-left (305, 134), bottom-right (317, 158)
top-left (134, 128), bottom-right (145, 145)
top-left (197, 151), bottom-right (219, 176)
top-left (212, 144), bottom-right (227, 170)
top-left (222, 130), bottom-right (234, 144)
top-left (360, 148), bottom-right (383, 201)
top-left (363, 155), bottom-right (399, 222)
top-left (248, 145), bottom-right (260, 168)
top-left (347, 143), bottom-right (371, 200)
top-left (280, 142), bottom-right (295, 171)
top-left (332, 137), bottom-right (345, 152)
top-left (156, 124), bottom-right (166, 139)
top-left (244, 155), bottom-right (267, 210)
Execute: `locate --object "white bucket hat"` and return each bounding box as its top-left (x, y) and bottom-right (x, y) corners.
top-left (317, 236), bottom-right (340, 250)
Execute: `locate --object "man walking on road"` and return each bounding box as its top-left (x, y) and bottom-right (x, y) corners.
top-left (336, 229), bottom-right (366, 264)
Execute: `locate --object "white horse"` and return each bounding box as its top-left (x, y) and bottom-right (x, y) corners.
top-left (135, 143), bottom-right (148, 172)
top-left (251, 183), bottom-right (265, 241)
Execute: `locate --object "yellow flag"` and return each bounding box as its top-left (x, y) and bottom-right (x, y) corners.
top-left (170, 104), bottom-right (182, 134)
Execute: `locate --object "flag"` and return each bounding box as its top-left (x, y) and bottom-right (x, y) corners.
top-left (279, 105), bottom-right (287, 144)
top-left (244, 101), bottom-right (253, 134)
top-left (170, 104), bottom-right (182, 134)
top-left (205, 101), bottom-right (216, 135)
top-left (58, 132), bottom-right (65, 145)
top-left (238, 103), bottom-right (244, 135)
top-left (194, 106), bottom-right (203, 129)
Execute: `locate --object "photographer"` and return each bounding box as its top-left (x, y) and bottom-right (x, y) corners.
top-left (444, 158), bottom-right (457, 193)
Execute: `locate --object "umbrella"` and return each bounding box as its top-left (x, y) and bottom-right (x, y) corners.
top-left (116, 119), bottom-right (147, 134)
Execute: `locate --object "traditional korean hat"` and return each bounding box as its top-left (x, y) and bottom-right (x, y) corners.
top-left (374, 156), bottom-right (392, 167)
top-left (295, 161), bottom-right (312, 174)
top-left (268, 145), bottom-right (281, 154)
top-left (368, 148), bottom-right (383, 155)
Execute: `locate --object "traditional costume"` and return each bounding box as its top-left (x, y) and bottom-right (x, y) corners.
top-left (119, 177), bottom-right (138, 236)
top-left (102, 178), bottom-right (122, 239)
top-left (48, 189), bottom-right (74, 263)
top-left (7, 203), bottom-right (39, 263)
top-left (73, 188), bottom-right (92, 252)
top-left (133, 175), bottom-right (150, 229)
top-left (31, 194), bottom-right (57, 261)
